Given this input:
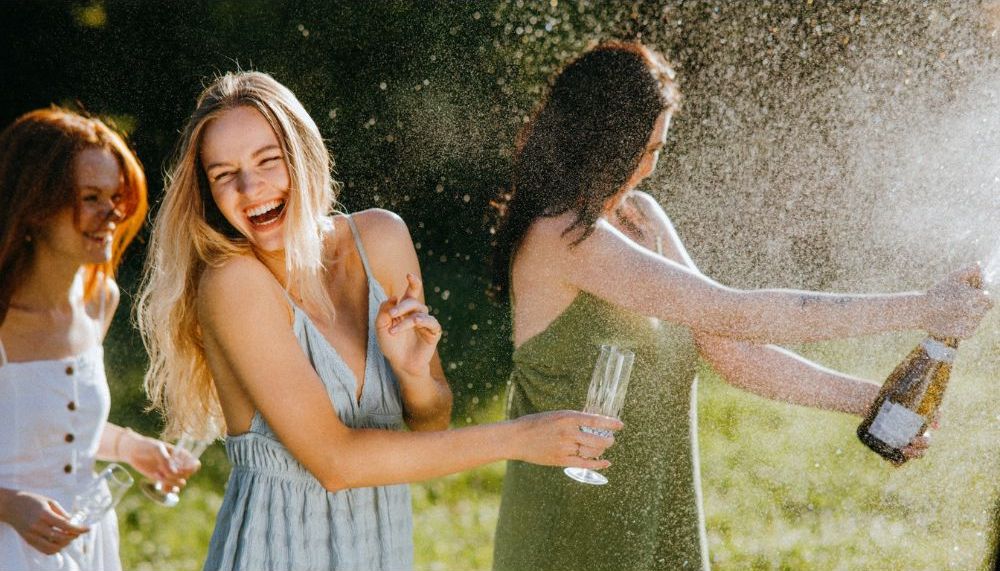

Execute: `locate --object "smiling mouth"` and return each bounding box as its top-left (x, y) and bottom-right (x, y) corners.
top-left (84, 231), bottom-right (112, 246)
top-left (245, 199), bottom-right (287, 228)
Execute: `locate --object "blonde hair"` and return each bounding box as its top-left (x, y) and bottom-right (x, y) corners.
top-left (137, 71), bottom-right (340, 438)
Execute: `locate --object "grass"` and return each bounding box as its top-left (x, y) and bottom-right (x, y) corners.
top-left (113, 337), bottom-right (1000, 571)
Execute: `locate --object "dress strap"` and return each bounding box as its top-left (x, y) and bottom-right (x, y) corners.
top-left (0, 335), bottom-right (7, 367)
top-left (93, 273), bottom-right (109, 341)
top-left (344, 215), bottom-right (376, 286)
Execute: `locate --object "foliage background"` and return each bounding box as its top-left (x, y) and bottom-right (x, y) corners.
top-left (2, 1), bottom-right (999, 569)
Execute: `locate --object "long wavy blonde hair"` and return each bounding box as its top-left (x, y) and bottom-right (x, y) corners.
top-left (137, 72), bottom-right (340, 439)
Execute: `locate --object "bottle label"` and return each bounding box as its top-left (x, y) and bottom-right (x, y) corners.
top-left (921, 338), bottom-right (956, 363)
top-left (868, 400), bottom-right (925, 448)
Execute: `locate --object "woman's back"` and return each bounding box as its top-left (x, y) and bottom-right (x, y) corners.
top-left (495, 228), bottom-right (710, 570)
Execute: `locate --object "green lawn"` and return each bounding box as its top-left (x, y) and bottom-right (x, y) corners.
top-left (115, 338), bottom-right (1000, 571)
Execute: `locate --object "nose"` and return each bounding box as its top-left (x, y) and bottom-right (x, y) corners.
top-left (101, 199), bottom-right (124, 225)
top-left (237, 170), bottom-right (266, 196)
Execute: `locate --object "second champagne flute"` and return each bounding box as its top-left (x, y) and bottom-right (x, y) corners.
top-left (564, 344), bottom-right (634, 486)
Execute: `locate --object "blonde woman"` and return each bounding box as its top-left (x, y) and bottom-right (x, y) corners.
top-left (0, 108), bottom-right (198, 571)
top-left (137, 71), bottom-right (620, 571)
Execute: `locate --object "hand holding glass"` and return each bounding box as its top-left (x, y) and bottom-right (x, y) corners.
top-left (139, 435), bottom-right (210, 507)
top-left (564, 344), bottom-right (634, 486)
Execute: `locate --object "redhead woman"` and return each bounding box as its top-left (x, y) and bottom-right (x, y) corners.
top-left (137, 71), bottom-right (620, 571)
top-left (0, 108), bottom-right (199, 571)
top-left (490, 42), bottom-right (992, 571)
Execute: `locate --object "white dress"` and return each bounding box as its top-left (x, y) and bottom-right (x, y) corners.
top-left (0, 329), bottom-right (121, 570)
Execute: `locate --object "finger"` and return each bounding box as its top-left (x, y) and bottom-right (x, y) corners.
top-left (403, 273), bottom-right (424, 301)
top-left (577, 445), bottom-right (604, 459)
top-left (388, 298), bottom-right (429, 319)
top-left (389, 314), bottom-right (442, 337)
top-left (577, 431), bottom-right (615, 450)
top-left (571, 412), bottom-right (624, 432)
top-left (44, 503), bottom-right (89, 535)
top-left (563, 456), bottom-right (612, 470)
top-left (159, 476), bottom-right (187, 490)
top-left (375, 297), bottom-right (400, 328)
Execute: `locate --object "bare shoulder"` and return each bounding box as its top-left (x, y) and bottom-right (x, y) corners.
top-left (90, 273), bottom-right (120, 332)
top-left (345, 208), bottom-right (410, 243)
top-left (102, 274), bottom-right (121, 313)
top-left (523, 211), bottom-right (581, 247)
top-left (197, 255), bottom-right (285, 323)
top-left (340, 209), bottom-right (417, 296)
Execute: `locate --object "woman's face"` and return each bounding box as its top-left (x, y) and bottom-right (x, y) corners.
top-left (37, 147), bottom-right (124, 266)
top-left (200, 106), bottom-right (290, 253)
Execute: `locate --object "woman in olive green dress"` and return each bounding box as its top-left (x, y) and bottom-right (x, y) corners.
top-left (490, 41), bottom-right (992, 571)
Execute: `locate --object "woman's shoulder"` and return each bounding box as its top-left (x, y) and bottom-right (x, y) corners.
top-left (335, 209), bottom-right (417, 297)
top-left (339, 208), bottom-right (408, 238)
top-left (198, 254), bottom-right (282, 310)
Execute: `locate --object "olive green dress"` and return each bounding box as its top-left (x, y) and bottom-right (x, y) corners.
top-left (493, 291), bottom-right (710, 571)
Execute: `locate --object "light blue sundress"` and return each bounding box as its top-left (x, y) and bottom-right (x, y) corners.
top-left (203, 216), bottom-right (413, 571)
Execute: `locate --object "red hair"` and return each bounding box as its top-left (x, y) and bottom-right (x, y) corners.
top-left (0, 106), bottom-right (148, 324)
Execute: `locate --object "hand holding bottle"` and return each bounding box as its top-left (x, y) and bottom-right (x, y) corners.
top-left (923, 264), bottom-right (993, 339)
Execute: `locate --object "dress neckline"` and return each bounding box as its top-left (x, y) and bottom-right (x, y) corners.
top-left (0, 343), bottom-right (103, 368)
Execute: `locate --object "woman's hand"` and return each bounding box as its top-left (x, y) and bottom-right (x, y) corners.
top-left (121, 433), bottom-right (200, 492)
top-left (0, 489), bottom-right (88, 555)
top-left (509, 411), bottom-right (624, 469)
top-left (375, 273), bottom-right (442, 378)
top-left (923, 264), bottom-right (993, 339)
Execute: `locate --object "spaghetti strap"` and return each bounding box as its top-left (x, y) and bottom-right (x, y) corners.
top-left (0, 335), bottom-right (7, 366)
top-left (344, 215), bottom-right (376, 285)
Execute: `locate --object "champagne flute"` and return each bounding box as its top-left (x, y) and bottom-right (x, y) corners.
top-left (69, 463), bottom-right (134, 525)
top-left (139, 434), bottom-right (210, 507)
top-left (564, 344), bottom-right (634, 486)
top-left (31, 464), bottom-right (133, 569)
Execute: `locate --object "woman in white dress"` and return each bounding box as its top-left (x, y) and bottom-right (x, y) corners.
top-left (0, 107), bottom-right (199, 570)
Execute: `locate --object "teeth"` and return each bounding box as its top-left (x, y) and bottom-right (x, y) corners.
top-left (246, 200), bottom-right (283, 218)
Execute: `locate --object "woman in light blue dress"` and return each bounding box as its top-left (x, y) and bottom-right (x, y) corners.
top-left (137, 71), bottom-right (622, 571)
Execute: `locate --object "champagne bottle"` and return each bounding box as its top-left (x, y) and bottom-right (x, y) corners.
top-left (857, 335), bottom-right (958, 464)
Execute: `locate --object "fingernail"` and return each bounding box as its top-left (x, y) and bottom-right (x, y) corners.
top-left (389, 309), bottom-right (398, 317)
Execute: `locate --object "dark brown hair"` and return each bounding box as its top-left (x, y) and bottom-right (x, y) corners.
top-left (491, 41), bottom-right (680, 299)
top-left (0, 106), bottom-right (148, 324)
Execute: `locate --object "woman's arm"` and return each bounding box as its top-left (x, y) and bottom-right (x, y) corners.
top-left (198, 255), bottom-right (620, 493)
top-left (694, 334), bottom-right (877, 415)
top-left (616, 192), bottom-right (887, 415)
top-left (353, 209), bottom-right (451, 431)
top-left (559, 196), bottom-right (990, 344)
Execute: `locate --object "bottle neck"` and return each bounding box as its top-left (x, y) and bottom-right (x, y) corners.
top-left (924, 336), bottom-right (958, 362)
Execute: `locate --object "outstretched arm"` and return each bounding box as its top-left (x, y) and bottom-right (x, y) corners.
top-left (197, 254), bottom-right (620, 493)
top-left (616, 191), bottom-right (927, 458)
top-left (560, 193), bottom-right (990, 344)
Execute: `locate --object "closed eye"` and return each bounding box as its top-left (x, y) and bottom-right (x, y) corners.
top-left (212, 171), bottom-right (236, 183)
